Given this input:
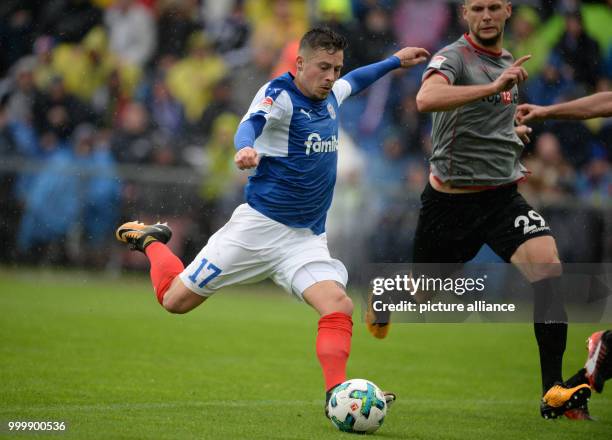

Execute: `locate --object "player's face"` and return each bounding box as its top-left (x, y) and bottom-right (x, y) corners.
top-left (463, 0), bottom-right (511, 46)
top-left (296, 48), bottom-right (343, 100)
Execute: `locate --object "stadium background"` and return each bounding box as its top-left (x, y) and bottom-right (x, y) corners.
top-left (0, 0), bottom-right (610, 270)
top-left (0, 1), bottom-right (611, 438)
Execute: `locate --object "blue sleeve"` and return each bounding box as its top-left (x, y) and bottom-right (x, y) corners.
top-left (234, 115), bottom-right (266, 151)
top-left (343, 56), bottom-right (401, 96)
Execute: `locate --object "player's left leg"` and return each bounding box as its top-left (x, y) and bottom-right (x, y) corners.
top-left (116, 221), bottom-right (204, 312)
top-left (511, 236), bottom-right (591, 419)
top-left (484, 188), bottom-right (593, 419)
top-left (158, 276), bottom-right (207, 313)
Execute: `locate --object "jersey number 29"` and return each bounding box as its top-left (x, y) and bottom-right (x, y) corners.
top-left (514, 210), bottom-right (546, 235)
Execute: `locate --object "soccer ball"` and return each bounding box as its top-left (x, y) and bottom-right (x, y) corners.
top-left (327, 378), bottom-right (387, 433)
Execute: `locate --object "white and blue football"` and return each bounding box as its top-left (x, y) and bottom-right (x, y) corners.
top-left (327, 378), bottom-right (387, 433)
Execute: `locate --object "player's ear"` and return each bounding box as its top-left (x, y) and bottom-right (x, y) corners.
top-left (296, 55), bottom-right (305, 72)
top-left (506, 1), bottom-right (512, 19)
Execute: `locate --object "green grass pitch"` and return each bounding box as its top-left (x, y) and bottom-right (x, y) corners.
top-left (1, 269), bottom-right (611, 439)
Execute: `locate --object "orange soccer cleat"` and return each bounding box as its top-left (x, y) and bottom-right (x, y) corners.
top-left (540, 383), bottom-right (591, 419)
top-left (115, 221), bottom-right (172, 253)
top-left (365, 290), bottom-right (391, 339)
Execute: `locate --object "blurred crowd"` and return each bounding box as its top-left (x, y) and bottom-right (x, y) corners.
top-left (0, 0), bottom-right (610, 267)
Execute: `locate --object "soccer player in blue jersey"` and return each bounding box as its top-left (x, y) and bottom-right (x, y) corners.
top-left (115, 27), bottom-right (429, 416)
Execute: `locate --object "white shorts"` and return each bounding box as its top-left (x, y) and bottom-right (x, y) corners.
top-left (179, 204), bottom-right (348, 300)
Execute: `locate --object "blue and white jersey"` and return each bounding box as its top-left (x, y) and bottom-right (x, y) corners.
top-left (234, 56), bottom-right (401, 235)
top-left (240, 73), bottom-right (352, 235)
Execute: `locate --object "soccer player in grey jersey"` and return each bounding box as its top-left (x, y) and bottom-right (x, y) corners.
top-left (368, 0), bottom-right (609, 420)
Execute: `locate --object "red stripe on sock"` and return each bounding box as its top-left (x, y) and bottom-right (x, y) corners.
top-left (316, 312), bottom-right (353, 391)
top-left (144, 242), bottom-right (184, 305)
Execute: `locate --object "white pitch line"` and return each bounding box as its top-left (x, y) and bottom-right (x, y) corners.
top-left (7, 397), bottom-right (607, 414)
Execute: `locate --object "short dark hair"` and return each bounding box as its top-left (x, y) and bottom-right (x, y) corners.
top-left (299, 27), bottom-right (347, 54)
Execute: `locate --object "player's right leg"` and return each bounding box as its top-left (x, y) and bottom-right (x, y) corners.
top-left (300, 279), bottom-right (396, 416)
top-left (303, 279), bottom-right (354, 401)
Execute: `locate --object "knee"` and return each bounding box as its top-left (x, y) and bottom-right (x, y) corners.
top-left (162, 294), bottom-right (189, 314)
top-left (304, 281), bottom-right (353, 316)
top-left (529, 263), bottom-right (562, 283)
top-left (536, 247), bottom-right (561, 265)
top-left (531, 265), bottom-right (562, 282)
top-left (159, 281), bottom-right (205, 314)
top-left (331, 290), bottom-right (353, 316)
top-left (530, 250), bottom-right (562, 281)
top-left (513, 239), bottom-right (562, 282)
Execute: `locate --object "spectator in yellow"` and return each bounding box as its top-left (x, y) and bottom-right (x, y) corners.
top-left (32, 36), bottom-right (57, 92)
top-left (200, 112), bottom-right (241, 202)
top-left (247, 0), bottom-right (307, 53)
top-left (51, 26), bottom-right (140, 104)
top-left (506, 6), bottom-right (565, 77)
top-left (166, 32), bottom-right (227, 123)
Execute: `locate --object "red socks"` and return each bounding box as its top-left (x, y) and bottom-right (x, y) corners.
top-left (144, 242), bottom-right (184, 305)
top-left (316, 312), bottom-right (353, 391)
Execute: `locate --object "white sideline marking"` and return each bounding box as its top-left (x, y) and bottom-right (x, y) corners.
top-left (6, 398), bottom-right (605, 414)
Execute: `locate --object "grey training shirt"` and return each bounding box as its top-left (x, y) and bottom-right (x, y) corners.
top-left (422, 34), bottom-right (527, 188)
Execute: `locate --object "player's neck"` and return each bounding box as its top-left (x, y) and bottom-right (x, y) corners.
top-left (293, 76), bottom-right (319, 101)
top-left (465, 32), bottom-right (503, 56)
top-left (293, 77), bottom-right (309, 97)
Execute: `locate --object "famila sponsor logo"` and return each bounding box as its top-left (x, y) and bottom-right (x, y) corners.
top-left (304, 133), bottom-right (339, 155)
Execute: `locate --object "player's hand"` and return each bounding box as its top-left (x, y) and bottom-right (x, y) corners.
top-left (393, 47), bottom-right (431, 68)
top-left (516, 103), bottom-right (546, 124)
top-left (493, 55), bottom-right (531, 92)
top-left (234, 147), bottom-right (259, 170)
top-left (515, 124), bottom-right (532, 144)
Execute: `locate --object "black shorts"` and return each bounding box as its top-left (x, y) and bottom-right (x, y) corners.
top-left (412, 182), bottom-right (553, 263)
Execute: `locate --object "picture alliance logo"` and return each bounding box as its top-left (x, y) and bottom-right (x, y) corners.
top-left (304, 133), bottom-right (339, 155)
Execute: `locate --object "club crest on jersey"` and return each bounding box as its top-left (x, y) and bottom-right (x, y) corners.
top-left (428, 55), bottom-right (447, 70)
top-left (327, 102), bottom-right (336, 120)
top-left (255, 96), bottom-right (274, 113)
top-left (304, 133), bottom-right (339, 155)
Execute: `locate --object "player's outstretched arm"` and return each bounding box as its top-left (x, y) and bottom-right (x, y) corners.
top-left (417, 55), bottom-right (531, 113)
top-left (516, 92), bottom-right (612, 123)
top-left (341, 47), bottom-right (429, 96)
top-left (392, 47), bottom-right (431, 68)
